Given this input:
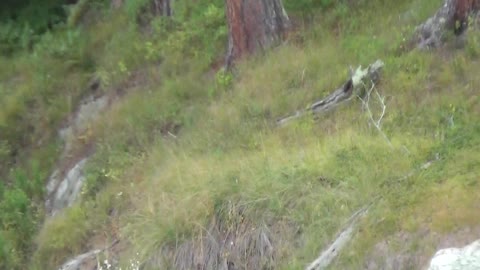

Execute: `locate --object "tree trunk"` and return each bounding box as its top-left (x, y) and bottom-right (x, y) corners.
top-left (413, 0), bottom-right (480, 49)
top-left (151, 0), bottom-right (173, 16)
top-left (224, 0), bottom-right (290, 70)
top-left (453, 0), bottom-right (480, 34)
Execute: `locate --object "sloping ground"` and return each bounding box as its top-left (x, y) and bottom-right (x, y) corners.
top-left (1, 0), bottom-right (480, 269)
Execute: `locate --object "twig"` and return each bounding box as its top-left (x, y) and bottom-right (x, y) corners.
top-left (357, 80), bottom-right (392, 147)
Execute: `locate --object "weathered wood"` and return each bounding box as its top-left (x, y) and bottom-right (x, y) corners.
top-left (225, 0), bottom-right (290, 70)
top-left (305, 156), bottom-right (439, 270)
top-left (277, 60), bottom-right (384, 126)
top-left (306, 204), bottom-right (372, 270)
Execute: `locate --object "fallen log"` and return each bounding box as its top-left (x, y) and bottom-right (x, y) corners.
top-left (277, 60), bottom-right (384, 126)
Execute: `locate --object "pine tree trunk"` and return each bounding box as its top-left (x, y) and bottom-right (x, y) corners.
top-left (452, 0), bottom-right (480, 34)
top-left (151, 0), bottom-right (173, 16)
top-left (225, 0), bottom-right (290, 70)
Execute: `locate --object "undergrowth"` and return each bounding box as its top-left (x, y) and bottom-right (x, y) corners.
top-left (2, 0), bottom-right (480, 269)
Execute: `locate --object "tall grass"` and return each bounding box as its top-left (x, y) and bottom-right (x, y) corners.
top-left (1, 0), bottom-right (478, 269)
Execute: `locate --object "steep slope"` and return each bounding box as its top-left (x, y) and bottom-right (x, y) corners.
top-left (1, 0), bottom-right (479, 269)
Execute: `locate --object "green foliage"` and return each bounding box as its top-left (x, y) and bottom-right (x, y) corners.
top-left (34, 206), bottom-right (90, 269)
top-left (1, 0), bottom-right (479, 269)
top-left (0, 0), bottom-right (66, 31)
top-left (284, 0), bottom-right (351, 21)
top-left (123, 0), bottom-right (150, 19)
top-left (215, 68), bottom-right (233, 89)
top-left (0, 141), bottom-right (10, 174)
top-left (0, 189), bottom-right (36, 269)
top-left (144, 1), bottom-right (227, 72)
top-left (0, 230), bottom-right (17, 270)
top-left (10, 163), bottom-right (45, 202)
top-left (0, 0), bottom-right (70, 54)
top-left (67, 0), bottom-right (91, 27)
top-left (465, 30), bottom-right (480, 59)
top-left (0, 158), bottom-right (50, 269)
top-left (284, 0), bottom-right (331, 12)
top-left (0, 21), bottom-right (37, 54)
top-left (33, 28), bottom-right (91, 69)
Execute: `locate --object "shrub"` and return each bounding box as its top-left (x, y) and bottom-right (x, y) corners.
top-left (0, 188), bottom-right (35, 269)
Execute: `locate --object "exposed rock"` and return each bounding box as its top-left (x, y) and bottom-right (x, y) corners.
top-left (45, 71), bottom-right (150, 215)
top-left (59, 95), bottom-right (108, 155)
top-left (45, 87), bottom-right (109, 215)
top-left (365, 227), bottom-right (480, 270)
top-left (58, 240), bottom-right (121, 270)
top-left (58, 249), bottom-right (102, 270)
top-left (46, 158), bottom-right (88, 215)
top-left (428, 239), bottom-right (480, 270)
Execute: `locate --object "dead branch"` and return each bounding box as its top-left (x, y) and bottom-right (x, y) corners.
top-left (306, 155), bottom-right (439, 270)
top-left (305, 202), bottom-right (374, 270)
top-left (357, 80), bottom-right (392, 147)
top-left (277, 60), bottom-right (384, 126)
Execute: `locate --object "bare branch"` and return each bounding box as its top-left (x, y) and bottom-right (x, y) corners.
top-left (305, 202), bottom-right (375, 270)
top-left (306, 154), bottom-right (439, 270)
top-left (357, 80), bottom-right (392, 147)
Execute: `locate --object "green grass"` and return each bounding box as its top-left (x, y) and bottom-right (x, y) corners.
top-left (2, 0), bottom-right (480, 269)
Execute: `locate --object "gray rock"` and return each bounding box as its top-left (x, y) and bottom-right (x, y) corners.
top-left (46, 93), bottom-right (109, 215)
top-left (58, 249), bottom-right (101, 270)
top-left (59, 95), bottom-right (108, 154)
top-left (428, 239), bottom-right (480, 270)
top-left (46, 158), bottom-right (88, 215)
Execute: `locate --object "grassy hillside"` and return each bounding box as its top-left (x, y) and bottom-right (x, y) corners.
top-left (1, 0), bottom-right (479, 269)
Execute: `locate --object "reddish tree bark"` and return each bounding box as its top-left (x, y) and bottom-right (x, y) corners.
top-left (225, 0), bottom-right (290, 69)
top-left (453, 0), bottom-right (480, 34)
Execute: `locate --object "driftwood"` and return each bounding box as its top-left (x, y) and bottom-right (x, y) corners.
top-left (277, 60), bottom-right (385, 126)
